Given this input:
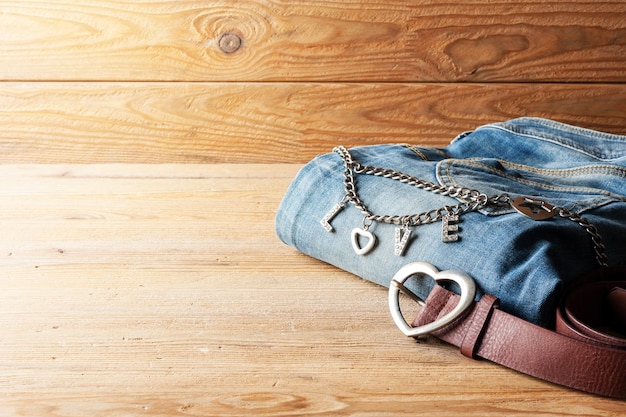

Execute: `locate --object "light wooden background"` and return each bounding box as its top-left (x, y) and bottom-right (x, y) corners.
top-left (1, 1), bottom-right (625, 416)
top-left (1, 0), bottom-right (625, 163)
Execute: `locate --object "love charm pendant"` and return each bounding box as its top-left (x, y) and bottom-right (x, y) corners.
top-left (351, 217), bottom-right (377, 255)
top-left (320, 200), bottom-right (345, 232)
top-left (394, 225), bottom-right (412, 256)
top-left (441, 214), bottom-right (460, 242)
top-left (351, 227), bottom-right (376, 255)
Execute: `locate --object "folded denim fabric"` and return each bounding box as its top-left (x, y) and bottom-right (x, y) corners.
top-left (275, 118), bottom-right (626, 327)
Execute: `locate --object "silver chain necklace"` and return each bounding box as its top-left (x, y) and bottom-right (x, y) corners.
top-left (321, 146), bottom-right (608, 267)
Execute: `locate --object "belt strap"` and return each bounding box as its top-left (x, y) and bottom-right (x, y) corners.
top-left (411, 268), bottom-right (626, 399)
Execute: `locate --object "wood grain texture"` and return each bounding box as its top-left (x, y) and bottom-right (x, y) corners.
top-left (1, 82), bottom-right (625, 163)
top-left (2, 1), bottom-right (625, 413)
top-left (1, 164), bottom-right (624, 416)
top-left (0, 0), bottom-right (624, 82)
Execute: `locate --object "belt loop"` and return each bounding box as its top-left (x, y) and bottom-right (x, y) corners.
top-left (460, 294), bottom-right (500, 359)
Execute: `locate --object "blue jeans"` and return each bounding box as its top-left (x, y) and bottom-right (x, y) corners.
top-left (275, 118), bottom-right (626, 327)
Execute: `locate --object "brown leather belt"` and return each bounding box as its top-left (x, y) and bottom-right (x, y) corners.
top-left (390, 264), bottom-right (626, 399)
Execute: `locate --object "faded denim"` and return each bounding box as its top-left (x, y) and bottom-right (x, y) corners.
top-left (275, 118), bottom-right (626, 327)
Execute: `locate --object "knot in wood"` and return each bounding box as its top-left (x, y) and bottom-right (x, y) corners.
top-left (218, 33), bottom-right (242, 54)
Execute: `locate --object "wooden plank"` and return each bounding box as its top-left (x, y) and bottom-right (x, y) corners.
top-left (1, 82), bottom-right (624, 163)
top-left (0, 1), bottom-right (624, 82)
top-left (1, 164), bottom-right (624, 416)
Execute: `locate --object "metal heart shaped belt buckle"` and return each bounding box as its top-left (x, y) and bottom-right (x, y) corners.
top-left (388, 262), bottom-right (476, 337)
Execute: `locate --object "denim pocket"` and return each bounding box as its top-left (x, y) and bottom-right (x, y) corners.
top-left (492, 118), bottom-right (626, 162)
top-left (438, 158), bottom-right (626, 214)
top-left (448, 117), bottom-right (626, 166)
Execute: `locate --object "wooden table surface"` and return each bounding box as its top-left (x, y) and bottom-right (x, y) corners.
top-left (1, 164), bottom-right (623, 416)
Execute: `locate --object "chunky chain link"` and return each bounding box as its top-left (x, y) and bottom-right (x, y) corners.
top-left (334, 145), bottom-right (609, 267)
top-left (334, 145), bottom-right (506, 226)
top-left (553, 207), bottom-right (609, 267)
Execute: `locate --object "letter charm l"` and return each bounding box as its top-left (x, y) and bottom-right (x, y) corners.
top-left (320, 201), bottom-right (345, 232)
